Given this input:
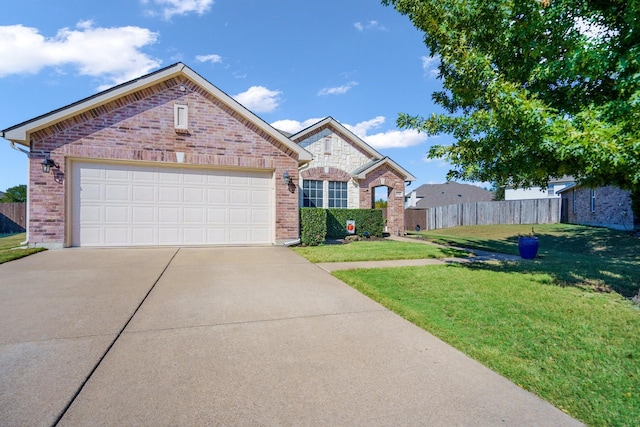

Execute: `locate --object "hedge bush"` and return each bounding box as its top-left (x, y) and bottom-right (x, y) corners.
top-left (326, 209), bottom-right (384, 238)
top-left (300, 208), bottom-right (327, 246)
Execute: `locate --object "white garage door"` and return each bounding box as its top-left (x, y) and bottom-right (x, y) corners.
top-left (71, 162), bottom-right (273, 247)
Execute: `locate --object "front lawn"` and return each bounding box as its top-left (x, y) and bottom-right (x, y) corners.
top-left (291, 224), bottom-right (640, 426)
top-left (291, 239), bottom-right (469, 263)
top-left (0, 233), bottom-right (45, 264)
top-left (415, 223), bottom-right (640, 297)
top-left (334, 265), bottom-right (640, 427)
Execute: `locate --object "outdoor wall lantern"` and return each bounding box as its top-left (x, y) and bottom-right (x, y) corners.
top-left (283, 171), bottom-right (291, 185)
top-left (41, 157), bottom-right (58, 174)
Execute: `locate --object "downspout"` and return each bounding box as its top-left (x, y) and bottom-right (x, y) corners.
top-left (8, 139), bottom-right (30, 246)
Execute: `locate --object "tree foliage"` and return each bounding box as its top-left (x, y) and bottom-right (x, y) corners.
top-left (0, 185), bottom-right (27, 203)
top-left (383, 0), bottom-right (640, 196)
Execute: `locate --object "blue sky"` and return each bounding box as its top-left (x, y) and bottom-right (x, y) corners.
top-left (0, 0), bottom-right (462, 193)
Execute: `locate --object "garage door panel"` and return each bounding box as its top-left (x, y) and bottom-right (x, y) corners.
top-left (81, 228), bottom-right (101, 245)
top-left (229, 209), bottom-right (248, 223)
top-left (106, 185), bottom-right (129, 201)
top-left (105, 228), bottom-right (129, 245)
top-left (158, 228), bottom-right (180, 245)
top-left (183, 228), bottom-right (206, 244)
top-left (251, 228), bottom-right (270, 242)
top-left (132, 228), bottom-right (155, 244)
top-left (159, 207), bottom-right (180, 223)
top-left (207, 188), bottom-right (226, 203)
top-left (229, 189), bottom-right (249, 204)
top-left (207, 208), bottom-right (227, 223)
top-left (229, 228), bottom-right (249, 243)
top-left (184, 187), bottom-right (204, 203)
top-left (105, 169), bottom-right (128, 180)
top-left (159, 187), bottom-right (180, 203)
top-left (251, 209), bottom-right (269, 223)
top-left (105, 206), bottom-right (129, 222)
top-left (132, 170), bottom-right (155, 182)
top-left (72, 162), bottom-right (273, 246)
top-left (183, 208), bottom-right (204, 223)
top-left (133, 207), bottom-right (154, 223)
top-left (80, 205), bottom-right (102, 222)
top-left (81, 183), bottom-right (102, 201)
top-left (133, 186), bottom-right (155, 202)
top-left (251, 189), bottom-right (269, 205)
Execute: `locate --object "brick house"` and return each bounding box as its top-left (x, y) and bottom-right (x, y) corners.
top-left (1, 63), bottom-right (313, 248)
top-left (1, 63), bottom-right (414, 247)
top-left (558, 184), bottom-right (636, 231)
top-left (289, 117), bottom-right (415, 236)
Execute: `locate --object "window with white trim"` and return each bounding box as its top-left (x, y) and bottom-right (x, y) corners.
top-left (302, 180), bottom-right (323, 207)
top-left (328, 181), bottom-right (348, 208)
top-left (572, 189), bottom-right (577, 213)
top-left (590, 189), bottom-right (596, 212)
top-left (174, 104), bottom-right (188, 130)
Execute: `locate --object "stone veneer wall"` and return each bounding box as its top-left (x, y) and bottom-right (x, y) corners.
top-left (296, 125), bottom-right (373, 208)
top-left (29, 76), bottom-right (300, 247)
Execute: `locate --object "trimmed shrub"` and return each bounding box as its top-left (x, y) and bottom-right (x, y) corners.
top-left (300, 208), bottom-right (327, 246)
top-left (326, 209), bottom-right (384, 238)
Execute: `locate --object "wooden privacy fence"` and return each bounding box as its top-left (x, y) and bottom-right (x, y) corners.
top-left (405, 198), bottom-right (561, 231)
top-left (0, 203), bottom-right (26, 234)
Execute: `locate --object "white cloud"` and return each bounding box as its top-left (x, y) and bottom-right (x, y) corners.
top-left (142, 0), bottom-right (214, 20)
top-left (318, 81), bottom-right (358, 96)
top-left (354, 20), bottom-right (387, 32)
top-left (0, 22), bottom-right (160, 90)
top-left (345, 116), bottom-right (429, 149)
top-left (233, 86), bottom-right (282, 113)
top-left (195, 54), bottom-right (222, 64)
top-left (270, 118), bottom-right (324, 134)
top-left (421, 55), bottom-right (440, 78)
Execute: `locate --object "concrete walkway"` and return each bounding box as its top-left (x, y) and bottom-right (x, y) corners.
top-left (318, 235), bottom-right (522, 272)
top-left (0, 246), bottom-right (581, 426)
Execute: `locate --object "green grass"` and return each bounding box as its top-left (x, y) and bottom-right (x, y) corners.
top-left (414, 224), bottom-right (640, 297)
top-left (291, 239), bottom-right (469, 263)
top-left (0, 233), bottom-right (45, 264)
top-left (290, 224), bottom-right (640, 425)
top-left (334, 265), bottom-right (640, 427)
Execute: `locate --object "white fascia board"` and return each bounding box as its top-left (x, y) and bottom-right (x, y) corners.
top-left (354, 157), bottom-right (417, 182)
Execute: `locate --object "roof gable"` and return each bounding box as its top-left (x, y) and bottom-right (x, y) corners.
top-left (352, 157), bottom-right (416, 182)
top-left (2, 63), bottom-right (312, 163)
top-left (289, 117), bottom-right (380, 159)
top-left (289, 117), bottom-right (415, 181)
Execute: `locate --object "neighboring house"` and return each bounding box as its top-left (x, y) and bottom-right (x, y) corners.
top-left (289, 118), bottom-right (415, 235)
top-left (405, 181), bottom-right (493, 209)
top-left (558, 184), bottom-right (636, 231)
top-left (505, 176), bottom-right (574, 200)
top-left (0, 191), bottom-right (4, 200)
top-left (1, 63), bottom-right (414, 248)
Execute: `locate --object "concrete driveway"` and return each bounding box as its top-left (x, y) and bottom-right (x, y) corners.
top-left (0, 247), bottom-right (582, 426)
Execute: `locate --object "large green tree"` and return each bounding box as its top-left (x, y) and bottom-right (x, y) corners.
top-left (0, 185), bottom-right (27, 203)
top-left (383, 0), bottom-right (639, 210)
